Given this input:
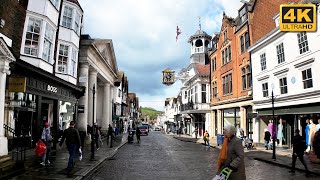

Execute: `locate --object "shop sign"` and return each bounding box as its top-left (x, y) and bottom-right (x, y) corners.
top-left (47, 85), bottom-right (58, 93)
top-left (79, 76), bottom-right (87, 83)
top-left (8, 77), bottom-right (26, 92)
top-left (78, 105), bottom-right (85, 113)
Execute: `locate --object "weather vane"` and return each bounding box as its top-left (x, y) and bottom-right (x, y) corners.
top-left (199, 16), bottom-right (201, 30)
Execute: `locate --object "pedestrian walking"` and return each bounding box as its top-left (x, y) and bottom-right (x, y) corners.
top-left (216, 124), bottom-right (246, 180)
top-left (193, 127), bottom-right (198, 139)
top-left (289, 129), bottom-right (310, 175)
top-left (203, 130), bottom-right (210, 147)
top-left (136, 126), bottom-right (141, 143)
top-left (264, 128), bottom-right (271, 150)
top-left (40, 122), bottom-right (53, 166)
top-left (93, 123), bottom-right (100, 150)
top-left (59, 121), bottom-right (81, 171)
top-left (107, 124), bottom-right (115, 148)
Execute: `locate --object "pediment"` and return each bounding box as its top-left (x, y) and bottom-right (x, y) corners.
top-left (0, 37), bottom-right (15, 62)
top-left (92, 39), bottom-right (118, 77)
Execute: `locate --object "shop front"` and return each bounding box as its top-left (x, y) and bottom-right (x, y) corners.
top-left (5, 60), bottom-right (84, 153)
top-left (256, 103), bottom-right (320, 148)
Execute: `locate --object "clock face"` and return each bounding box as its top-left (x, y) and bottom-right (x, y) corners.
top-left (166, 73), bottom-right (172, 81)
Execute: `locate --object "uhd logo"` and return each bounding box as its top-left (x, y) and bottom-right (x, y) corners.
top-left (280, 4), bottom-right (317, 32)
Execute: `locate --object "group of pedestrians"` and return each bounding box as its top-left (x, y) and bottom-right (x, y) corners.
top-left (37, 121), bottom-right (116, 173)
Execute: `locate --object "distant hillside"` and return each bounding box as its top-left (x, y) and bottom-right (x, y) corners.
top-left (141, 107), bottom-right (163, 120)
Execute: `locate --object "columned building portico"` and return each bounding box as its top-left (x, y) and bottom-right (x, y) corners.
top-left (79, 35), bottom-right (119, 134)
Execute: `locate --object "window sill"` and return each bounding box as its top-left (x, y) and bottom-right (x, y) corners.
top-left (274, 61), bottom-right (288, 69)
top-left (222, 93), bottom-right (233, 97)
top-left (21, 54), bottom-right (54, 65)
top-left (295, 50), bottom-right (312, 60)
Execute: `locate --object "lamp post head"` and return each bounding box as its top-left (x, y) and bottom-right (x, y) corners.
top-left (93, 84), bottom-right (96, 93)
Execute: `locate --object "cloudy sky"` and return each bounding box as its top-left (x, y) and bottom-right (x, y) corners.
top-left (78, 0), bottom-right (243, 111)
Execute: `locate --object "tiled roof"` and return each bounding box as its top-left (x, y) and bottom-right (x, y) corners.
top-left (195, 64), bottom-right (210, 76)
top-left (128, 93), bottom-right (136, 100)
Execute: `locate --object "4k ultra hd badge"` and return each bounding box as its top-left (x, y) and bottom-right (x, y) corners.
top-left (280, 4), bottom-right (317, 32)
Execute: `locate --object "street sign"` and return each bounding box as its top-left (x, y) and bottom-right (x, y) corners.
top-left (78, 105), bottom-right (85, 113)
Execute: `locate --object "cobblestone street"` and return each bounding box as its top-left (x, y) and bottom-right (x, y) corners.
top-left (84, 132), bottom-right (315, 180)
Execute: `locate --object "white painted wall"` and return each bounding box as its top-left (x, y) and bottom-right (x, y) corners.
top-left (251, 29), bottom-right (320, 110)
top-left (28, 0), bottom-right (59, 25)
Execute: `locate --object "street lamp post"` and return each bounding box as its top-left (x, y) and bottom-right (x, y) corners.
top-left (90, 84), bottom-right (96, 161)
top-left (271, 90), bottom-right (276, 160)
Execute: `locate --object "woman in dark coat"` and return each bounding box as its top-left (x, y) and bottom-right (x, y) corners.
top-left (217, 124), bottom-right (246, 180)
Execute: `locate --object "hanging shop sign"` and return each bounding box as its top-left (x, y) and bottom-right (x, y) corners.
top-left (8, 77), bottom-right (26, 92)
top-left (162, 68), bottom-right (175, 86)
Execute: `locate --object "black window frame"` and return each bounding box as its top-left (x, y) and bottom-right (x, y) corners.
top-left (302, 68), bottom-right (313, 89)
top-left (262, 83), bottom-right (269, 97)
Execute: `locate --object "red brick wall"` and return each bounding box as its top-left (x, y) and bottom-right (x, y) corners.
top-left (249, 0), bottom-right (301, 45)
top-left (0, 0), bottom-right (27, 58)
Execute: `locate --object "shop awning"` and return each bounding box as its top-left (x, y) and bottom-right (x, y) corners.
top-left (258, 105), bottom-right (320, 116)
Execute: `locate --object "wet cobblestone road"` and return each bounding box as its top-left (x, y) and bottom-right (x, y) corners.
top-left (85, 132), bottom-right (315, 180)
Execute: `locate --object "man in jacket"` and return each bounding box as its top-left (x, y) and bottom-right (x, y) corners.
top-left (290, 129), bottom-right (309, 174)
top-left (59, 121), bottom-right (81, 171)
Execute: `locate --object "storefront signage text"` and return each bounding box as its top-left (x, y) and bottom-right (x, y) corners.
top-left (47, 85), bottom-right (58, 93)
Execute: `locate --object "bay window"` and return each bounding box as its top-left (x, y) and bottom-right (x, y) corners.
top-left (58, 44), bottom-right (69, 74)
top-left (24, 17), bottom-right (41, 56)
top-left (42, 24), bottom-right (54, 62)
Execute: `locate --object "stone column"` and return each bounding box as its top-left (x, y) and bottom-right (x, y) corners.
top-left (240, 106), bottom-right (247, 134)
top-left (77, 63), bottom-right (89, 132)
top-left (108, 85), bottom-right (114, 126)
top-left (101, 82), bottom-right (110, 133)
top-left (0, 59), bottom-right (12, 156)
top-left (88, 70), bottom-right (98, 126)
top-left (217, 109), bottom-right (222, 134)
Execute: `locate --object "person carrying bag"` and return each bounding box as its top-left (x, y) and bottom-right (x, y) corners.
top-left (215, 124), bottom-right (246, 180)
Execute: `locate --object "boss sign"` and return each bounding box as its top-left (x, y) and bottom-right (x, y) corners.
top-left (280, 4), bottom-right (317, 32)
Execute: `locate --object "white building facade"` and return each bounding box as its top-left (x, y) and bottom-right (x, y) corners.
top-left (249, 11), bottom-right (320, 147)
top-left (78, 36), bottom-right (119, 134)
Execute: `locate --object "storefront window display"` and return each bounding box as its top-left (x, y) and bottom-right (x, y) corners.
top-left (5, 92), bottom-right (37, 149)
top-left (223, 108), bottom-right (240, 128)
top-left (58, 101), bottom-right (75, 139)
top-left (258, 115), bottom-right (294, 147)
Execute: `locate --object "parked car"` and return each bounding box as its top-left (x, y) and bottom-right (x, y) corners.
top-left (142, 123), bottom-right (150, 132)
top-left (155, 126), bottom-right (161, 131)
top-left (138, 125), bottom-right (148, 135)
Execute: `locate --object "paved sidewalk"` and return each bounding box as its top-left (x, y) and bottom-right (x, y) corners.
top-left (171, 133), bottom-right (320, 175)
top-left (10, 133), bottom-right (128, 180)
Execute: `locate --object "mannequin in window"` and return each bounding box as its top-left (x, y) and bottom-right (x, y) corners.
top-left (268, 120), bottom-right (274, 139)
top-left (308, 119), bottom-right (316, 152)
top-left (305, 119), bottom-right (310, 151)
top-left (277, 119), bottom-right (283, 146)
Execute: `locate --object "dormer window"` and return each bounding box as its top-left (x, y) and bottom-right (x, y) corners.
top-left (239, 6), bottom-right (248, 24)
